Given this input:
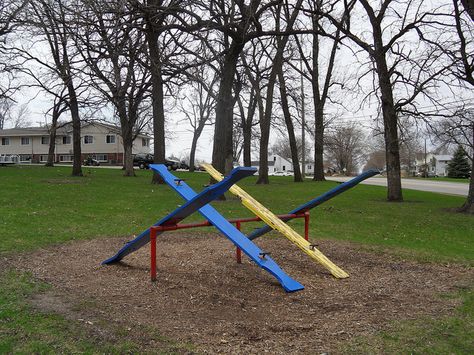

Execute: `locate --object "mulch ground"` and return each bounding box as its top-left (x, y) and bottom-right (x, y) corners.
top-left (8, 232), bottom-right (473, 354)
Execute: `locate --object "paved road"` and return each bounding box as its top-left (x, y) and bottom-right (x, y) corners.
top-left (326, 176), bottom-right (469, 197)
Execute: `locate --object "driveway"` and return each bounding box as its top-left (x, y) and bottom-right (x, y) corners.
top-left (325, 176), bottom-right (469, 197)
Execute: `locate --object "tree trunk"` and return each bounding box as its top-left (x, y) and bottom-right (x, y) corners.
top-left (313, 105), bottom-right (325, 181)
top-left (311, 15), bottom-right (326, 181)
top-left (45, 114), bottom-right (58, 167)
top-left (238, 95), bottom-right (255, 167)
top-left (145, 10), bottom-right (166, 184)
top-left (459, 124), bottom-right (474, 213)
top-left (278, 71), bottom-right (303, 182)
top-left (460, 0), bottom-right (474, 22)
top-left (257, 0), bottom-right (303, 184)
top-left (212, 41), bottom-right (244, 175)
top-left (122, 136), bottom-right (135, 177)
top-left (189, 121), bottom-right (206, 172)
top-left (376, 56), bottom-right (403, 201)
top-left (67, 81), bottom-right (82, 177)
top-left (189, 133), bottom-right (198, 172)
top-left (371, 17), bottom-right (403, 201)
top-left (121, 122), bottom-right (135, 177)
top-left (242, 120), bottom-right (252, 167)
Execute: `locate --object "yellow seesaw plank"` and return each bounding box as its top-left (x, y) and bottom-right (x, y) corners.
top-left (202, 164), bottom-right (349, 279)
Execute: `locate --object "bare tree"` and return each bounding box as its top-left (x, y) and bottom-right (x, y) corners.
top-left (433, 111), bottom-right (474, 213)
top-left (178, 67), bottom-right (217, 172)
top-left (74, 0), bottom-right (151, 176)
top-left (0, 97), bottom-right (12, 128)
top-left (0, 0), bottom-right (28, 100)
top-left (277, 69), bottom-right (303, 182)
top-left (21, 0), bottom-right (84, 176)
top-left (10, 103), bottom-right (30, 128)
top-left (321, 0), bottom-right (452, 201)
top-left (325, 123), bottom-right (366, 175)
top-left (292, 0), bottom-right (345, 181)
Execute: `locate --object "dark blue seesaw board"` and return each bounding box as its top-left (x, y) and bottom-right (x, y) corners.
top-left (103, 164), bottom-right (304, 292)
top-left (102, 165), bottom-right (255, 264)
top-left (247, 169), bottom-right (380, 241)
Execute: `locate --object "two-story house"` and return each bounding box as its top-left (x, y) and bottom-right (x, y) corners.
top-left (0, 122), bottom-right (151, 165)
top-left (414, 153), bottom-right (452, 176)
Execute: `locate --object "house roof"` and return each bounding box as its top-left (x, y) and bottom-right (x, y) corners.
top-left (434, 155), bottom-right (452, 161)
top-left (0, 127), bottom-right (50, 136)
top-left (251, 160), bottom-right (275, 167)
top-left (0, 121), bottom-right (152, 138)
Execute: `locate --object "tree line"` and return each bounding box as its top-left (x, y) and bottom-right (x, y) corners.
top-left (0, 0), bottom-right (473, 213)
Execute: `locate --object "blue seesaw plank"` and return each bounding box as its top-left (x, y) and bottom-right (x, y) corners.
top-left (102, 165), bottom-right (256, 265)
top-left (101, 165), bottom-right (303, 292)
top-left (247, 169), bottom-right (380, 240)
top-left (150, 165), bottom-right (304, 292)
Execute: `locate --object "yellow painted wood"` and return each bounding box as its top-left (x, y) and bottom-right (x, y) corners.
top-left (202, 164), bottom-right (349, 279)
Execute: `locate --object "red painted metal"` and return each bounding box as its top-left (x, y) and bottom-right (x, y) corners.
top-left (150, 227), bottom-right (157, 282)
top-left (304, 212), bottom-right (310, 241)
top-left (148, 213), bottom-right (311, 280)
top-left (150, 213), bottom-right (306, 233)
top-left (236, 221), bottom-right (242, 264)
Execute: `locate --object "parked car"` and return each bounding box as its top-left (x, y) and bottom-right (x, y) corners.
top-left (179, 161), bottom-right (190, 170)
top-left (166, 158), bottom-right (180, 170)
top-left (133, 153), bottom-right (154, 169)
top-left (83, 156), bottom-right (100, 166)
top-left (133, 153), bottom-right (179, 170)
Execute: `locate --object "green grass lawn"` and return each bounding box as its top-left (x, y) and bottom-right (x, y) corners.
top-left (1, 165), bottom-right (473, 353)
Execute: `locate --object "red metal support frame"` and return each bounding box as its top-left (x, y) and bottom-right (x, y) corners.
top-left (148, 212), bottom-right (310, 281)
top-left (150, 227), bottom-right (157, 282)
top-left (304, 212), bottom-right (310, 241)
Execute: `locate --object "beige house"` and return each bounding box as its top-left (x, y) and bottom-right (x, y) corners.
top-left (0, 122), bottom-right (151, 165)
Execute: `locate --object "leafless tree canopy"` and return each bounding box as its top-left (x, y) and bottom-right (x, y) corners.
top-left (1, 0), bottom-right (473, 210)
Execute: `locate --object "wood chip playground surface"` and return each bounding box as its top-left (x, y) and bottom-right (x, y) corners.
top-left (7, 232), bottom-right (472, 354)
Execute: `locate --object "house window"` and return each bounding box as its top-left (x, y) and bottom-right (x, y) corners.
top-left (106, 135), bottom-right (115, 144)
top-left (96, 154), bottom-right (108, 162)
top-left (1, 137), bottom-right (9, 145)
top-left (59, 155), bottom-right (73, 162)
top-left (84, 135), bottom-right (93, 144)
top-left (62, 136), bottom-right (71, 144)
top-left (142, 138), bottom-right (149, 147)
top-left (21, 137), bottom-right (30, 145)
top-left (283, 165), bottom-right (286, 171)
top-left (19, 154), bottom-right (31, 162)
top-left (274, 156), bottom-right (277, 162)
top-left (41, 136), bottom-right (50, 145)
top-left (40, 155), bottom-right (49, 162)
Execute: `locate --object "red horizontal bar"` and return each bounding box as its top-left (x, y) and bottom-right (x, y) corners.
top-left (150, 213), bottom-right (306, 232)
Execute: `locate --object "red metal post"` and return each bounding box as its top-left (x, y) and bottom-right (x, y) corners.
top-left (304, 212), bottom-right (310, 241)
top-left (236, 221), bottom-right (242, 264)
top-left (150, 227), bottom-right (157, 282)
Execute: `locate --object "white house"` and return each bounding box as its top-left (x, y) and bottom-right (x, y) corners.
top-left (433, 155), bottom-right (452, 176)
top-left (250, 154), bottom-right (314, 175)
top-left (414, 153), bottom-right (452, 176)
top-left (251, 154), bottom-right (292, 174)
top-left (0, 122), bottom-right (151, 165)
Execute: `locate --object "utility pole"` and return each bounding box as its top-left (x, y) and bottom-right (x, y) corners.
top-left (300, 57), bottom-right (305, 177)
top-left (424, 138), bottom-right (427, 177)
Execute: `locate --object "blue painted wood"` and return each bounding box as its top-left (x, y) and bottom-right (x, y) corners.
top-left (102, 165), bottom-right (256, 265)
top-left (247, 169), bottom-right (380, 241)
top-left (149, 165), bottom-right (304, 292)
top-left (102, 164), bottom-right (304, 292)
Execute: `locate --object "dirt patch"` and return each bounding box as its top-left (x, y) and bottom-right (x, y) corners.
top-left (11, 234), bottom-right (473, 354)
